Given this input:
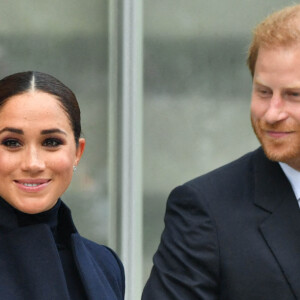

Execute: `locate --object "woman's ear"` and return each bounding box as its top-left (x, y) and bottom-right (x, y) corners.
top-left (75, 138), bottom-right (86, 165)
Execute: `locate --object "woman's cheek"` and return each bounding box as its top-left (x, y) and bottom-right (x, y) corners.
top-left (48, 155), bottom-right (74, 172)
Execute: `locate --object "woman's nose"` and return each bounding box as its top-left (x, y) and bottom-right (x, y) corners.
top-left (21, 147), bottom-right (45, 173)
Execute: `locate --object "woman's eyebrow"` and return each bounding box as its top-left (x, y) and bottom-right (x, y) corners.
top-left (0, 127), bottom-right (23, 135)
top-left (0, 127), bottom-right (67, 136)
top-left (41, 128), bottom-right (67, 135)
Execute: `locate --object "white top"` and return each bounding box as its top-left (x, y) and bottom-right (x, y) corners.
top-left (279, 162), bottom-right (300, 207)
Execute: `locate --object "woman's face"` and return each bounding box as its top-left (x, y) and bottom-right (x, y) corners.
top-left (0, 91), bottom-right (85, 214)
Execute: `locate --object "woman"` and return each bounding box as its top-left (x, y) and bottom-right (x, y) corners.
top-left (0, 71), bottom-right (124, 299)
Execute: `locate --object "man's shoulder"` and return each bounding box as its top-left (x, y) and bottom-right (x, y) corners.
top-left (183, 147), bottom-right (264, 194)
top-left (162, 148), bottom-right (268, 214)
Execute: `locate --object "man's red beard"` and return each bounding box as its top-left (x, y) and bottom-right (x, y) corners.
top-left (251, 116), bottom-right (300, 168)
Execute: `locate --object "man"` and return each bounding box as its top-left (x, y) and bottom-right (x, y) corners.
top-left (142, 5), bottom-right (300, 300)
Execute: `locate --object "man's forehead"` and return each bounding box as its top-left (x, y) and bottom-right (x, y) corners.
top-left (253, 77), bottom-right (300, 89)
top-left (254, 45), bottom-right (300, 70)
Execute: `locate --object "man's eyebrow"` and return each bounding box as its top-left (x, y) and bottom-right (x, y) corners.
top-left (285, 85), bottom-right (300, 90)
top-left (0, 127), bottom-right (23, 135)
top-left (253, 79), bottom-right (267, 86)
top-left (41, 128), bottom-right (67, 136)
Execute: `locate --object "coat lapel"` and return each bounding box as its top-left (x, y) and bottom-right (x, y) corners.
top-left (0, 199), bottom-right (122, 300)
top-left (71, 234), bottom-right (119, 300)
top-left (254, 149), bottom-right (300, 299)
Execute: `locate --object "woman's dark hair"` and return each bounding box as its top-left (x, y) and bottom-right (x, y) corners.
top-left (0, 71), bottom-right (81, 145)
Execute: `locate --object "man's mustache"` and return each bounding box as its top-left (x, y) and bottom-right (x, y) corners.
top-left (254, 120), bottom-right (297, 132)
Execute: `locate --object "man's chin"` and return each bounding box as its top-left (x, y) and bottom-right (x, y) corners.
top-left (261, 143), bottom-right (299, 165)
top-left (262, 148), bottom-right (287, 162)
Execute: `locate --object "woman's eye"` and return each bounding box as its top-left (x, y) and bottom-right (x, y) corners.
top-left (43, 138), bottom-right (63, 147)
top-left (2, 139), bottom-right (21, 148)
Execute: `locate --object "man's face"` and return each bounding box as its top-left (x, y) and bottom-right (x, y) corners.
top-left (251, 46), bottom-right (300, 170)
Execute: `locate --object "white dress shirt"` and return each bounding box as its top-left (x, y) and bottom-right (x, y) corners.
top-left (279, 162), bottom-right (300, 207)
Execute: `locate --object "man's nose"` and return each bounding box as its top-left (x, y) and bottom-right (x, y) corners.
top-left (263, 95), bottom-right (289, 124)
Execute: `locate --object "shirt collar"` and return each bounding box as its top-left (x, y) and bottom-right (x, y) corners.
top-left (279, 162), bottom-right (300, 202)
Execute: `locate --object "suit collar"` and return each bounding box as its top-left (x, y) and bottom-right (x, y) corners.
top-left (253, 148), bottom-right (300, 299)
top-left (253, 147), bottom-right (296, 212)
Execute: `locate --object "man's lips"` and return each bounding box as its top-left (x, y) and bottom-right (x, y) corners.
top-left (265, 130), bottom-right (294, 138)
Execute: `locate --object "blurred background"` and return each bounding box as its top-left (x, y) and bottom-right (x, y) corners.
top-left (0, 0), bottom-right (295, 298)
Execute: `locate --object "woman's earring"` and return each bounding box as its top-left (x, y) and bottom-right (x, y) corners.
top-left (73, 165), bottom-right (77, 172)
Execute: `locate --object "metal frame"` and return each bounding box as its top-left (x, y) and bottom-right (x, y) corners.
top-left (108, 0), bottom-right (143, 299)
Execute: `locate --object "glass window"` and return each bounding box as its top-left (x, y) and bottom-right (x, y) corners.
top-left (0, 0), bottom-right (109, 244)
top-left (143, 0), bottom-right (293, 282)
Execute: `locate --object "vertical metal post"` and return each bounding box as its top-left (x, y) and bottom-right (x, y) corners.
top-left (108, 0), bottom-right (118, 253)
top-left (108, 0), bottom-right (143, 299)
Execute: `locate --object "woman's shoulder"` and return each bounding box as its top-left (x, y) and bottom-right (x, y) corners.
top-left (81, 236), bottom-right (123, 270)
top-left (72, 234), bottom-right (125, 298)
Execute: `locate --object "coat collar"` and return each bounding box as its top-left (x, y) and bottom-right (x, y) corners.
top-left (0, 197), bottom-right (19, 231)
top-left (0, 199), bottom-right (120, 300)
top-left (0, 197), bottom-right (77, 235)
top-left (0, 198), bottom-right (79, 299)
top-left (253, 148), bottom-right (300, 299)
top-left (0, 218), bottom-right (71, 299)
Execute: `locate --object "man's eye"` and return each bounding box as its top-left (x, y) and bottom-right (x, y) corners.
top-left (43, 138), bottom-right (63, 147)
top-left (258, 89), bottom-right (271, 95)
top-left (289, 92), bottom-right (300, 97)
top-left (2, 139), bottom-right (21, 148)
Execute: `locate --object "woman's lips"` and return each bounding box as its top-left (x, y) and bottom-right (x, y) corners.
top-left (14, 179), bottom-right (51, 192)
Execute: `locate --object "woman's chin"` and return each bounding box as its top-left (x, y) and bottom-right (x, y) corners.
top-left (12, 199), bottom-right (58, 214)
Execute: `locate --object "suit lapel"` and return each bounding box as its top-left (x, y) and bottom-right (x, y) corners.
top-left (254, 149), bottom-right (300, 299)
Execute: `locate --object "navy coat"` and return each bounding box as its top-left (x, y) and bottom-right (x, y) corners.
top-left (143, 147), bottom-right (300, 299)
top-left (0, 200), bottom-right (125, 300)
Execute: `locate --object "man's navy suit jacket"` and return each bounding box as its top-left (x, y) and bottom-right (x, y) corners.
top-left (143, 147), bottom-right (300, 299)
top-left (0, 200), bottom-right (125, 300)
